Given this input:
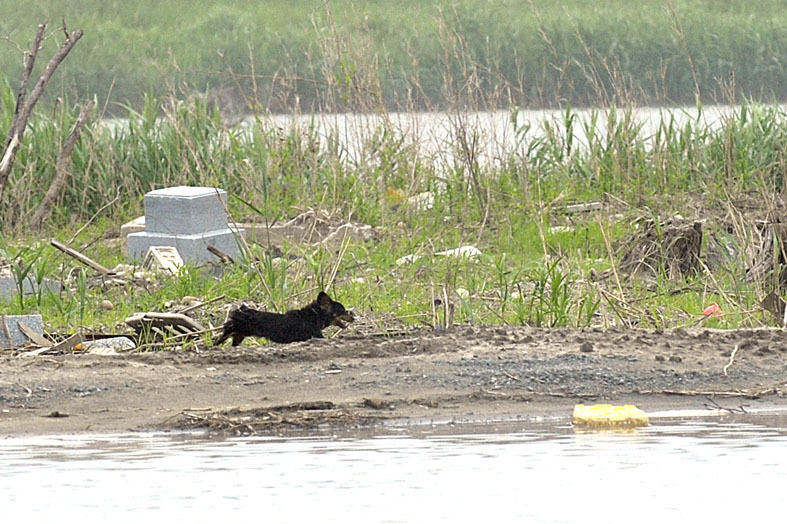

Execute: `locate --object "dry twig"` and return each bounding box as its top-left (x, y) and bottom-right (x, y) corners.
top-left (723, 344), bottom-right (740, 376)
top-left (31, 100), bottom-right (95, 228)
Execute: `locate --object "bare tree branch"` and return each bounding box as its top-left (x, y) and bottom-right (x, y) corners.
top-left (0, 24), bottom-right (83, 199)
top-left (6, 24), bottom-right (45, 152)
top-left (31, 99), bottom-right (95, 229)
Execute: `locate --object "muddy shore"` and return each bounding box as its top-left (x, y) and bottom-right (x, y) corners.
top-left (1, 325), bottom-right (786, 436)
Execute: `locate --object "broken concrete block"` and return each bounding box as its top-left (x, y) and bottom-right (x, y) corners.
top-left (143, 246), bottom-right (184, 275)
top-left (81, 336), bottom-right (136, 354)
top-left (0, 314), bottom-right (45, 349)
top-left (0, 271), bottom-right (61, 301)
top-left (127, 186), bottom-right (244, 265)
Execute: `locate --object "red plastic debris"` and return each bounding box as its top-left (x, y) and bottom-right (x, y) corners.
top-left (703, 303), bottom-right (722, 317)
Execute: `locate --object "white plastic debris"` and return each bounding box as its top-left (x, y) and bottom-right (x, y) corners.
top-left (396, 245), bottom-right (482, 266)
top-left (435, 245), bottom-right (482, 259)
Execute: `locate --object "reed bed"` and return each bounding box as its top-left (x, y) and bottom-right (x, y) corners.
top-left (2, 1), bottom-right (787, 112)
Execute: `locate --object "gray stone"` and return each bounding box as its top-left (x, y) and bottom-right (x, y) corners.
top-left (126, 186), bottom-right (244, 265)
top-left (144, 186), bottom-right (231, 235)
top-left (0, 314), bottom-right (44, 349)
top-left (0, 275), bottom-right (61, 300)
top-left (128, 229), bottom-right (243, 266)
top-left (119, 216), bottom-right (145, 255)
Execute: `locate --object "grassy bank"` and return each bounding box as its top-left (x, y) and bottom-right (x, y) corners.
top-left (2, 1), bottom-right (787, 112)
top-left (0, 91), bottom-right (784, 336)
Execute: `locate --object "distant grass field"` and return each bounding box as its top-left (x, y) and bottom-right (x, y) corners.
top-left (2, 1), bottom-right (787, 112)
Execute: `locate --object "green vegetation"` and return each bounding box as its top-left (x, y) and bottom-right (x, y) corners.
top-left (0, 90), bottom-right (783, 337)
top-left (2, 1), bottom-right (787, 112)
top-left (1, 1), bottom-right (786, 344)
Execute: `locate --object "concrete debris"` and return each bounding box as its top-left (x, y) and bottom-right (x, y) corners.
top-left (80, 336), bottom-right (136, 355)
top-left (0, 314), bottom-right (46, 349)
top-left (0, 267), bottom-right (62, 300)
top-left (143, 246), bottom-right (184, 275)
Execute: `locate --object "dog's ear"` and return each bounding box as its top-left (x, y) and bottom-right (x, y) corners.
top-left (317, 291), bottom-right (331, 308)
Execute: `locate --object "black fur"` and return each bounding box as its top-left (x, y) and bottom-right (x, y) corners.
top-left (214, 291), bottom-right (354, 346)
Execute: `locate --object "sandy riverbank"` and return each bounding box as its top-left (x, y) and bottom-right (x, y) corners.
top-left (1, 325), bottom-right (785, 436)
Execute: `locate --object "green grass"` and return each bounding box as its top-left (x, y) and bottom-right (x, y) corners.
top-left (2, 2), bottom-right (786, 343)
top-left (0, 96), bottom-right (783, 339)
top-left (3, 1), bottom-right (787, 112)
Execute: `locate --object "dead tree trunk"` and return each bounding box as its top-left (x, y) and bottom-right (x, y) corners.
top-left (0, 23), bottom-right (83, 200)
top-left (30, 100), bottom-right (95, 229)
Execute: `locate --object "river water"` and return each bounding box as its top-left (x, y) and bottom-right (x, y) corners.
top-left (2, 412), bottom-right (785, 522)
top-left (107, 104), bottom-right (779, 170)
top-left (251, 104), bottom-right (770, 168)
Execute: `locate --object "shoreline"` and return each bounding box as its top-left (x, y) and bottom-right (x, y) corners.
top-left (1, 325), bottom-right (785, 437)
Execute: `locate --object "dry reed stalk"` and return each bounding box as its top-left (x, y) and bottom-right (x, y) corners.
top-left (31, 100), bottom-right (95, 229)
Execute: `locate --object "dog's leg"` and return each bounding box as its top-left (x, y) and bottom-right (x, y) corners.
top-left (214, 331), bottom-right (229, 346)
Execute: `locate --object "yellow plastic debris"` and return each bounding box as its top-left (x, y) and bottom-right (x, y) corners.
top-left (572, 404), bottom-right (649, 428)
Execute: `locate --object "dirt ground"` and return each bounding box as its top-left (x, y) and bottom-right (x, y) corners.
top-left (1, 325), bottom-right (786, 436)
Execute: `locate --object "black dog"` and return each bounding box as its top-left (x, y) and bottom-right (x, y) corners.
top-left (214, 291), bottom-right (354, 346)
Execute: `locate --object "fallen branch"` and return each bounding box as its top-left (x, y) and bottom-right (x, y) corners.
top-left (207, 245), bottom-right (235, 264)
top-left (636, 388), bottom-right (772, 399)
top-left (50, 239), bottom-right (113, 275)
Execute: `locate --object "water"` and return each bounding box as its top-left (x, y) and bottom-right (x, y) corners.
top-left (2, 415), bottom-right (785, 522)
top-left (107, 104), bottom-right (780, 171)
top-left (254, 106), bottom-right (746, 168)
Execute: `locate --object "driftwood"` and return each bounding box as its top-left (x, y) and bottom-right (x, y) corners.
top-left (0, 23), bottom-right (83, 199)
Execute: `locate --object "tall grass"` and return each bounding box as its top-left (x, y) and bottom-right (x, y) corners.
top-left (0, 90), bottom-right (783, 333)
